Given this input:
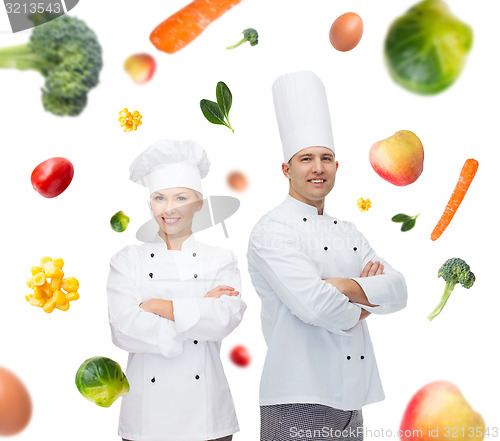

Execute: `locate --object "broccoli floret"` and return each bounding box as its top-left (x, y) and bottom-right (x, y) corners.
top-left (0, 14), bottom-right (102, 116)
top-left (427, 258), bottom-right (475, 321)
top-left (226, 28), bottom-right (259, 50)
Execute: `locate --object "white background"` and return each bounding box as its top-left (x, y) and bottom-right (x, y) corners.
top-left (0, 0), bottom-right (498, 439)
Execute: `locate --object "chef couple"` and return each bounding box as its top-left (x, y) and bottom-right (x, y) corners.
top-left (107, 71), bottom-right (407, 441)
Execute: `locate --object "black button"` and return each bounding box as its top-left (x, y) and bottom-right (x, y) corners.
top-left (353, 247), bottom-right (357, 251)
top-left (334, 220), bottom-right (337, 224)
top-left (361, 356), bottom-right (365, 360)
top-left (193, 252), bottom-right (197, 257)
top-left (324, 246), bottom-right (328, 251)
top-left (195, 375), bottom-right (200, 380)
top-left (193, 340), bottom-right (198, 344)
top-left (149, 273), bottom-right (153, 278)
top-left (303, 218), bottom-right (307, 222)
top-left (150, 253), bottom-right (154, 258)
top-left (347, 356), bottom-right (351, 360)
top-left (194, 274), bottom-right (198, 278)
top-left (151, 377), bottom-right (155, 383)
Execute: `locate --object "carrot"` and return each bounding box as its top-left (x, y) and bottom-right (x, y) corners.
top-left (431, 158), bottom-right (479, 241)
top-left (150, 0), bottom-right (244, 54)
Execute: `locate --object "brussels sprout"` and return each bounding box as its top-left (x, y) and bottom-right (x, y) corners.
top-left (110, 211), bottom-right (130, 232)
top-left (384, 0), bottom-right (472, 95)
top-left (75, 356), bottom-right (130, 407)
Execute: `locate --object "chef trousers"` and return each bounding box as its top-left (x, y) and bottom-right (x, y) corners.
top-left (260, 404), bottom-right (363, 441)
top-left (122, 436), bottom-right (232, 441)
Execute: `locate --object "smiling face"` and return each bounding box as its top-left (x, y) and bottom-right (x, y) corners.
top-left (282, 146), bottom-right (338, 212)
top-left (150, 187), bottom-right (203, 241)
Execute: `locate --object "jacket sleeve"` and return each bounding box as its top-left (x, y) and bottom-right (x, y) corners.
top-left (171, 250), bottom-right (247, 341)
top-left (247, 219), bottom-right (361, 335)
top-left (350, 225), bottom-right (408, 315)
top-left (107, 246), bottom-right (187, 358)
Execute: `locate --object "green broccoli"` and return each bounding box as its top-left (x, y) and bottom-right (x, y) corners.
top-left (0, 14), bottom-right (102, 116)
top-left (427, 258), bottom-right (475, 321)
top-left (226, 28), bottom-right (259, 50)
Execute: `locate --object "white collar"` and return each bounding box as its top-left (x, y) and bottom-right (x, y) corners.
top-left (284, 194), bottom-right (325, 217)
top-left (152, 233), bottom-right (197, 251)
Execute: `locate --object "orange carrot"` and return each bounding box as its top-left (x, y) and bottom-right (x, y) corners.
top-left (431, 158), bottom-right (479, 241)
top-left (150, 0), bottom-right (244, 54)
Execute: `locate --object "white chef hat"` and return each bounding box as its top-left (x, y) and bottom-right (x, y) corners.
top-left (129, 139), bottom-right (210, 194)
top-left (272, 71), bottom-right (335, 163)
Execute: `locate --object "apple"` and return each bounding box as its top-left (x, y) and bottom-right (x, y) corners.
top-left (400, 381), bottom-right (485, 441)
top-left (369, 130), bottom-right (424, 186)
top-left (124, 54), bottom-right (156, 84)
top-left (229, 345), bottom-right (251, 367)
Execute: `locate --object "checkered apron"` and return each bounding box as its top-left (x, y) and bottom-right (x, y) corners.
top-left (260, 404), bottom-right (363, 441)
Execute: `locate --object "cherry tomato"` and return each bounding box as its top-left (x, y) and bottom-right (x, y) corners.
top-left (229, 345), bottom-right (251, 367)
top-left (31, 157), bottom-right (74, 198)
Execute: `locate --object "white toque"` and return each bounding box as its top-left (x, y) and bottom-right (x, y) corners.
top-left (129, 139), bottom-right (210, 195)
top-left (272, 71), bottom-right (335, 162)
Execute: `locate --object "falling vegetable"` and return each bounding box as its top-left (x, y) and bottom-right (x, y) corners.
top-left (226, 28), bottom-right (258, 49)
top-left (150, 0), bottom-right (244, 54)
top-left (124, 54), bottom-right (156, 84)
top-left (428, 258), bottom-right (475, 321)
top-left (31, 157), bottom-right (74, 198)
top-left (110, 211), bottom-right (130, 232)
top-left (118, 108), bottom-right (143, 132)
top-left (0, 14), bottom-right (102, 116)
top-left (384, 0), bottom-right (472, 95)
top-left (200, 82), bottom-right (234, 133)
top-left (431, 159), bottom-right (478, 241)
top-left (357, 197), bottom-right (371, 212)
top-left (75, 357), bottom-right (130, 407)
top-left (392, 213), bottom-right (420, 232)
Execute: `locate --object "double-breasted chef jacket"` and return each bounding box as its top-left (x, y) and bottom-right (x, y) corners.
top-left (247, 195), bottom-right (407, 411)
top-left (107, 234), bottom-right (246, 441)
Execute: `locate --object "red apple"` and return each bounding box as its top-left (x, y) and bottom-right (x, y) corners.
top-left (400, 381), bottom-right (485, 441)
top-left (124, 54), bottom-right (156, 84)
top-left (369, 130), bottom-right (424, 186)
top-left (229, 345), bottom-right (250, 367)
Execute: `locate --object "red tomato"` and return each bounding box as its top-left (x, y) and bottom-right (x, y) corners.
top-left (31, 157), bottom-right (74, 198)
top-left (230, 345), bottom-right (251, 367)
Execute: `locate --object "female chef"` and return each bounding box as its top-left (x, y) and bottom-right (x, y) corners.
top-left (107, 139), bottom-right (246, 441)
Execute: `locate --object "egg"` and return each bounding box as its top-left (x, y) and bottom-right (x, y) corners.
top-left (227, 171), bottom-right (248, 192)
top-left (0, 366), bottom-right (32, 436)
top-left (329, 12), bottom-right (364, 52)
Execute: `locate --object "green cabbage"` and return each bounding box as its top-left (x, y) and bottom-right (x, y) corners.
top-left (75, 357), bottom-right (130, 407)
top-left (384, 0), bottom-right (473, 95)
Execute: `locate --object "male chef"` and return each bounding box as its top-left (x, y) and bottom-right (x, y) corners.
top-left (247, 71), bottom-right (408, 441)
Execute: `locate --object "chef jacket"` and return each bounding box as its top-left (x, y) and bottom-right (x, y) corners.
top-left (247, 195), bottom-right (407, 411)
top-left (107, 234), bottom-right (246, 441)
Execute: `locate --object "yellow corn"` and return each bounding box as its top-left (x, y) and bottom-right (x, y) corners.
top-left (31, 266), bottom-right (42, 276)
top-left (40, 282), bottom-right (52, 295)
top-left (40, 256), bottom-right (52, 266)
top-left (66, 292), bottom-right (80, 302)
top-left (26, 278), bottom-right (34, 289)
top-left (118, 108), bottom-right (143, 132)
top-left (42, 299), bottom-right (56, 313)
top-left (33, 286), bottom-right (46, 300)
top-left (53, 258), bottom-right (64, 268)
top-left (53, 289), bottom-right (67, 306)
top-left (50, 278), bottom-right (62, 291)
top-left (55, 302), bottom-right (70, 311)
top-left (32, 272), bottom-right (46, 286)
top-left (29, 297), bottom-right (45, 308)
top-left (62, 277), bottom-right (79, 292)
top-left (25, 294), bottom-right (31, 302)
top-left (43, 262), bottom-right (64, 278)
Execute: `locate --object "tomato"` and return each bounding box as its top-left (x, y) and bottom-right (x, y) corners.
top-left (31, 157), bottom-right (74, 198)
top-left (229, 345), bottom-right (251, 367)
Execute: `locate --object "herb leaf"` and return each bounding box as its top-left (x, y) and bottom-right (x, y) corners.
top-left (392, 213), bottom-right (411, 223)
top-left (401, 219), bottom-right (416, 231)
top-left (216, 82), bottom-right (232, 120)
top-left (200, 99), bottom-right (227, 126)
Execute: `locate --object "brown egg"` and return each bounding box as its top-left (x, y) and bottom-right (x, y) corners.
top-left (0, 366), bottom-right (32, 435)
top-left (329, 12), bottom-right (364, 52)
top-left (227, 171), bottom-right (248, 192)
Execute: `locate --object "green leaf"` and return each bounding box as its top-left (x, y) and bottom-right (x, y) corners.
top-left (392, 213), bottom-right (411, 223)
top-left (216, 81), bottom-right (232, 119)
top-left (401, 219), bottom-right (416, 232)
top-left (200, 99), bottom-right (226, 126)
